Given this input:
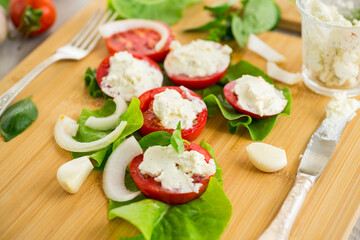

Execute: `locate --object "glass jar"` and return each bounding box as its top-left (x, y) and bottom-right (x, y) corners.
top-left (297, 0), bottom-right (360, 96)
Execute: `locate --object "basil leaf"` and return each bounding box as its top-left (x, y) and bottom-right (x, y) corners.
top-left (199, 139), bottom-right (223, 184)
top-left (139, 131), bottom-right (172, 151)
top-left (109, 0), bottom-right (202, 25)
top-left (110, 178), bottom-right (231, 240)
top-left (0, 97), bottom-right (38, 142)
top-left (71, 98), bottom-right (143, 171)
top-left (84, 67), bottom-right (107, 98)
top-left (170, 122), bottom-right (185, 153)
top-left (202, 60), bottom-right (292, 141)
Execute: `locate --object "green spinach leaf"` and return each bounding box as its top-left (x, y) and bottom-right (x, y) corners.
top-left (84, 67), bottom-right (108, 98)
top-left (170, 122), bottom-right (187, 153)
top-left (0, 0), bottom-right (9, 11)
top-left (1, 97), bottom-right (38, 141)
top-left (138, 131), bottom-right (172, 151)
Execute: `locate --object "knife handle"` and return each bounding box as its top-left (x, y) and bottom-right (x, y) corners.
top-left (258, 172), bottom-right (316, 240)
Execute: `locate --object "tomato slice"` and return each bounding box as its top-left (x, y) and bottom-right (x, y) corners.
top-left (104, 21), bottom-right (173, 62)
top-left (223, 80), bottom-right (278, 119)
top-left (138, 86), bottom-right (207, 141)
top-left (165, 67), bottom-right (228, 89)
top-left (96, 52), bottom-right (162, 99)
top-left (130, 142), bottom-right (214, 205)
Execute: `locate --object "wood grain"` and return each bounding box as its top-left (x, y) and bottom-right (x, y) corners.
top-left (0, 0), bottom-right (359, 239)
top-left (276, 0), bottom-right (302, 32)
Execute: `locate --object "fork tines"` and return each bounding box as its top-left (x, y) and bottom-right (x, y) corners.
top-left (69, 10), bottom-right (116, 51)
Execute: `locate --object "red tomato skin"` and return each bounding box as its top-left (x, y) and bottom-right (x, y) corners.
top-left (165, 66), bottom-right (228, 90)
top-left (138, 86), bottom-right (207, 141)
top-left (130, 142), bottom-right (214, 205)
top-left (96, 52), bottom-right (162, 98)
top-left (223, 80), bottom-right (276, 119)
top-left (9, 0), bottom-right (56, 36)
top-left (105, 21), bottom-right (174, 62)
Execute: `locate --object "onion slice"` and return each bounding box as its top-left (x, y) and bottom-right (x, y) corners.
top-left (85, 97), bottom-right (128, 130)
top-left (267, 62), bottom-right (303, 85)
top-left (103, 136), bottom-right (143, 202)
top-left (54, 115), bottom-right (127, 152)
top-left (248, 34), bottom-right (286, 63)
top-left (99, 19), bottom-right (170, 52)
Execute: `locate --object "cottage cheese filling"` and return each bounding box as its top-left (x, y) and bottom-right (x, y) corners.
top-left (303, 0), bottom-right (360, 87)
top-left (101, 51), bottom-right (163, 101)
top-left (152, 88), bottom-right (205, 129)
top-left (164, 39), bottom-right (232, 78)
top-left (233, 75), bottom-right (287, 117)
top-left (138, 145), bottom-right (216, 193)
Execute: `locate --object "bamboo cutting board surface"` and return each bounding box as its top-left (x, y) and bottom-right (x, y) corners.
top-left (0, 0), bottom-right (360, 239)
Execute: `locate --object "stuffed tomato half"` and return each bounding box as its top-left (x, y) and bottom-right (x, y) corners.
top-left (138, 86), bottom-right (207, 141)
top-left (99, 19), bottom-right (174, 62)
top-left (164, 39), bottom-right (232, 89)
top-left (130, 142), bottom-right (216, 205)
top-left (96, 51), bottom-right (163, 102)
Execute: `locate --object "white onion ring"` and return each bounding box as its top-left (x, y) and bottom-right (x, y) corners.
top-left (99, 19), bottom-right (170, 52)
top-left (85, 97), bottom-right (128, 130)
top-left (103, 136), bottom-right (143, 202)
top-left (248, 34), bottom-right (286, 63)
top-left (267, 62), bottom-right (303, 85)
top-left (54, 115), bottom-right (127, 152)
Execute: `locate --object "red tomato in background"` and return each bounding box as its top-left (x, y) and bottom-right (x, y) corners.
top-left (138, 86), bottom-right (207, 141)
top-left (105, 22), bottom-right (173, 62)
top-left (9, 0), bottom-right (56, 36)
top-left (165, 67), bottom-right (228, 89)
top-left (96, 52), bottom-right (162, 98)
top-left (130, 142), bottom-right (214, 205)
top-left (223, 80), bottom-right (281, 119)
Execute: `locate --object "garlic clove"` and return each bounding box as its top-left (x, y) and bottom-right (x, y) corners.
top-left (57, 156), bottom-right (93, 193)
top-left (246, 142), bottom-right (287, 172)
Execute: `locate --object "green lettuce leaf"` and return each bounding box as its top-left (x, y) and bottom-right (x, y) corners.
top-left (109, 0), bottom-right (202, 25)
top-left (0, 97), bottom-right (38, 141)
top-left (71, 98), bottom-right (143, 171)
top-left (110, 178), bottom-right (232, 240)
top-left (202, 60), bottom-right (292, 141)
top-left (199, 139), bottom-right (223, 184)
top-left (84, 67), bottom-right (107, 99)
top-left (0, 0), bottom-right (9, 11)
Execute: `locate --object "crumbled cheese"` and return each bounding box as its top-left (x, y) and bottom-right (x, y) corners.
top-left (152, 89), bottom-right (205, 129)
top-left (321, 93), bottom-right (360, 140)
top-left (164, 39), bottom-right (232, 78)
top-left (303, 0), bottom-right (360, 87)
top-left (233, 75), bottom-right (288, 117)
top-left (101, 51), bottom-right (163, 101)
top-left (138, 145), bottom-right (216, 193)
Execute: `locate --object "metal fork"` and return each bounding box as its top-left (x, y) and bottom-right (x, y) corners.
top-left (0, 10), bottom-right (116, 117)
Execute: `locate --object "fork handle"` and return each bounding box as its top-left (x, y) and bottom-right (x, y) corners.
top-left (0, 53), bottom-right (64, 117)
top-left (258, 172), bottom-right (316, 240)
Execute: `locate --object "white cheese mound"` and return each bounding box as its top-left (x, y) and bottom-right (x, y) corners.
top-left (101, 51), bottom-right (163, 101)
top-left (233, 75), bottom-right (288, 117)
top-left (139, 145), bottom-right (216, 193)
top-left (164, 39), bottom-right (232, 78)
top-left (152, 88), bottom-right (205, 129)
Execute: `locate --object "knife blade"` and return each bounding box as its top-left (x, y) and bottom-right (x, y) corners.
top-left (258, 113), bottom-right (353, 240)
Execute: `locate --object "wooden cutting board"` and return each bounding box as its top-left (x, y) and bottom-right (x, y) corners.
top-left (0, 0), bottom-right (359, 239)
top-left (276, 0), bottom-right (302, 32)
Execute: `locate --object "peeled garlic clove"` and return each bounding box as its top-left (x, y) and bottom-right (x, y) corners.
top-left (246, 142), bottom-right (287, 172)
top-left (57, 156), bottom-right (94, 193)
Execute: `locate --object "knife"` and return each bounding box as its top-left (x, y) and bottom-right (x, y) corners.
top-left (258, 114), bottom-right (353, 240)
